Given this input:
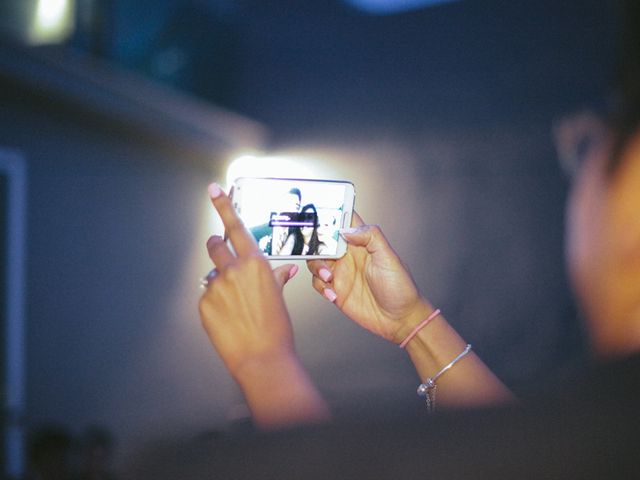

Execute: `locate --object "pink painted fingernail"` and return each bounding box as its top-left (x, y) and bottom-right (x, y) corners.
top-left (207, 235), bottom-right (223, 248)
top-left (319, 268), bottom-right (332, 282)
top-left (323, 288), bottom-right (337, 303)
top-left (208, 183), bottom-right (222, 199)
top-left (289, 264), bottom-right (299, 279)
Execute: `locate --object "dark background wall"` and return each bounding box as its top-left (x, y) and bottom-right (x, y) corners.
top-left (0, 0), bottom-right (620, 472)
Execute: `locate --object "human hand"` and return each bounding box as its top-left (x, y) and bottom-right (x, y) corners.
top-left (307, 212), bottom-right (433, 344)
top-left (199, 184), bottom-right (299, 381)
top-left (199, 184), bottom-right (331, 427)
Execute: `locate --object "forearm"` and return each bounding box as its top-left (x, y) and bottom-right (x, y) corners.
top-left (232, 352), bottom-right (331, 429)
top-left (398, 301), bottom-right (515, 408)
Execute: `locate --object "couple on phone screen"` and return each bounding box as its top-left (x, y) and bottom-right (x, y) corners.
top-left (253, 187), bottom-right (327, 256)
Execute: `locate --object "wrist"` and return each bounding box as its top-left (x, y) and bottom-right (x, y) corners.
top-left (229, 347), bottom-right (299, 386)
top-left (229, 349), bottom-right (331, 429)
top-left (391, 299), bottom-right (437, 345)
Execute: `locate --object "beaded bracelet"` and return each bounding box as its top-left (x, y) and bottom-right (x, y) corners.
top-left (417, 344), bottom-right (473, 413)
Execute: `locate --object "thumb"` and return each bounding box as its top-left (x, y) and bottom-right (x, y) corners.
top-left (339, 225), bottom-right (390, 255)
top-left (273, 263), bottom-right (299, 290)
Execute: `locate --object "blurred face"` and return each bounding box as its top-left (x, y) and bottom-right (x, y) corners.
top-left (565, 120), bottom-right (640, 357)
top-left (318, 214), bottom-right (336, 242)
top-left (300, 208), bottom-right (316, 240)
top-left (283, 192), bottom-right (301, 213)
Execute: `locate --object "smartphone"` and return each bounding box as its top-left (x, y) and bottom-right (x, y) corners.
top-left (231, 177), bottom-right (355, 259)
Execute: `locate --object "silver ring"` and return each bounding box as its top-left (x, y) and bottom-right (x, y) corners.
top-left (199, 268), bottom-right (219, 288)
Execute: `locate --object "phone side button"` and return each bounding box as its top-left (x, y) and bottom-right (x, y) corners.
top-left (341, 211), bottom-right (351, 228)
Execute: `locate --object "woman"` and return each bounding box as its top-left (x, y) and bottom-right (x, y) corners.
top-left (198, 2), bottom-right (640, 428)
top-left (275, 203), bottom-right (326, 256)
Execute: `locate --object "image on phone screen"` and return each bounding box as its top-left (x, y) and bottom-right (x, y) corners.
top-left (233, 178), bottom-right (354, 258)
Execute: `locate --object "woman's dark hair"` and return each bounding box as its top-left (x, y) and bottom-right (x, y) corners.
top-left (288, 187), bottom-right (302, 203)
top-left (290, 204), bottom-right (324, 255)
top-left (606, 0), bottom-right (640, 172)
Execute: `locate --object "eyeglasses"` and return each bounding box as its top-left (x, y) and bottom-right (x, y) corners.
top-left (553, 110), bottom-right (609, 179)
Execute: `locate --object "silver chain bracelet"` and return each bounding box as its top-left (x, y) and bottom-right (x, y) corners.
top-left (417, 344), bottom-right (473, 413)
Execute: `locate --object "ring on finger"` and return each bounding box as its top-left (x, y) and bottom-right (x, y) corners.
top-left (199, 268), bottom-right (219, 288)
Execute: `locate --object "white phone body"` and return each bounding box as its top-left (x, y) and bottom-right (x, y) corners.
top-left (231, 177), bottom-right (355, 259)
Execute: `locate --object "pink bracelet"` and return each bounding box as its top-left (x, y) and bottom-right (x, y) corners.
top-left (398, 309), bottom-right (441, 349)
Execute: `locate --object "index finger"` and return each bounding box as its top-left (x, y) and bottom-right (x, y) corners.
top-left (208, 183), bottom-right (259, 257)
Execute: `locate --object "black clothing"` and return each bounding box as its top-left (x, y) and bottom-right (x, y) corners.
top-left (125, 355), bottom-right (640, 479)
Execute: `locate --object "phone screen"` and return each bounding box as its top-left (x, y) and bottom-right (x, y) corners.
top-left (233, 177), bottom-right (354, 258)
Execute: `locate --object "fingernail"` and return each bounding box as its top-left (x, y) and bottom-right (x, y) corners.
top-left (208, 183), bottom-right (222, 199)
top-left (207, 235), bottom-right (223, 248)
top-left (339, 227), bottom-right (359, 241)
top-left (323, 288), bottom-right (337, 303)
top-left (319, 268), bottom-right (332, 282)
top-left (289, 264), bottom-right (299, 279)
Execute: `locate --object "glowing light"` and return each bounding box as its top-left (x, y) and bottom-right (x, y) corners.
top-left (30, 0), bottom-right (75, 44)
top-left (225, 154), bottom-right (323, 191)
top-left (343, 0), bottom-right (459, 14)
top-left (206, 152), bottom-right (340, 237)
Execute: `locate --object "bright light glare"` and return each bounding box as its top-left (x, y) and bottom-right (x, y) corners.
top-left (344, 0), bottom-right (459, 14)
top-left (225, 154), bottom-right (323, 191)
top-left (207, 153), bottom-right (337, 236)
top-left (37, 0), bottom-right (68, 28)
top-left (30, 0), bottom-right (75, 44)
